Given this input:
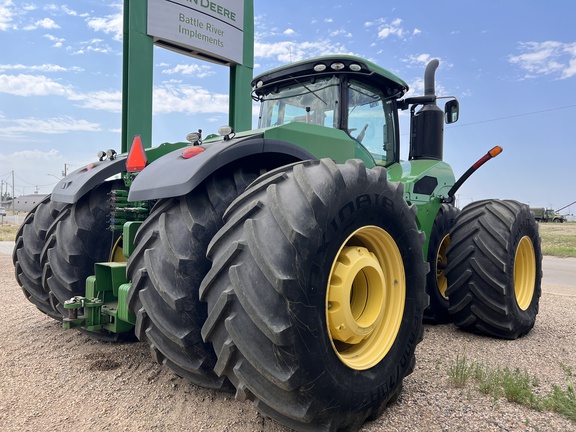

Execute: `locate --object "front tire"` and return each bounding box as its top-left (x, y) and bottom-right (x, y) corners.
top-left (423, 204), bottom-right (460, 324)
top-left (445, 200), bottom-right (542, 339)
top-left (200, 159), bottom-right (427, 431)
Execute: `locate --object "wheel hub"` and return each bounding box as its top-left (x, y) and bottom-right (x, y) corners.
top-left (327, 246), bottom-right (385, 344)
top-left (326, 226), bottom-right (405, 370)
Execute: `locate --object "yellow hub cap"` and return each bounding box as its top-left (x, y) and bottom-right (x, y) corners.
top-left (514, 236), bottom-right (536, 310)
top-left (326, 226), bottom-right (405, 370)
top-left (436, 234), bottom-right (450, 299)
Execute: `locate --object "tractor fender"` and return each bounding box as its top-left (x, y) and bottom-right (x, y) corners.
top-left (51, 156), bottom-right (127, 204)
top-left (128, 136), bottom-right (316, 202)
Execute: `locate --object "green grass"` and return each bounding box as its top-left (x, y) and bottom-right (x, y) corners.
top-left (539, 222), bottom-right (576, 258)
top-left (448, 353), bottom-right (576, 422)
top-left (0, 222), bottom-right (19, 241)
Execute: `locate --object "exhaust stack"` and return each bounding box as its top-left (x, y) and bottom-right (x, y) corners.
top-left (409, 59), bottom-right (444, 161)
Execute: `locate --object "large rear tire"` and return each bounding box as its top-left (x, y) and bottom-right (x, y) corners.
top-left (200, 159), bottom-right (427, 431)
top-left (126, 166), bottom-right (264, 391)
top-left (445, 199), bottom-right (542, 339)
top-left (42, 181), bottom-right (123, 321)
top-left (423, 204), bottom-right (460, 324)
top-left (13, 195), bottom-right (65, 320)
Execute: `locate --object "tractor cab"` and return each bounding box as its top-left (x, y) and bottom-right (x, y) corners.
top-left (252, 55), bottom-right (408, 166)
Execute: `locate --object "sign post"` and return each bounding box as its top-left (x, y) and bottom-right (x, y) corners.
top-left (121, 0), bottom-right (254, 152)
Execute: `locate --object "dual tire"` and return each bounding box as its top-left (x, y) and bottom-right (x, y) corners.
top-left (199, 159), bottom-right (427, 431)
top-left (445, 199), bottom-right (542, 339)
top-left (13, 195), bottom-right (65, 320)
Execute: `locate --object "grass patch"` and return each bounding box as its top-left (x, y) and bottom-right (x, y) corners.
top-left (0, 222), bottom-right (20, 242)
top-left (539, 222), bottom-right (576, 258)
top-left (448, 353), bottom-right (576, 423)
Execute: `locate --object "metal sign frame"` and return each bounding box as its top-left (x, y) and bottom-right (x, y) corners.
top-left (121, 0), bottom-right (254, 152)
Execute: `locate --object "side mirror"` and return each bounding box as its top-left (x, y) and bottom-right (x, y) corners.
top-left (444, 99), bottom-right (459, 124)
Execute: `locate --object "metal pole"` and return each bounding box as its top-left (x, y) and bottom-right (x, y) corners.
top-left (11, 170), bottom-right (15, 213)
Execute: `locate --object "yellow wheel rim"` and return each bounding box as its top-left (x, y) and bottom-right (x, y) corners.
top-left (109, 235), bottom-right (126, 263)
top-left (436, 234), bottom-right (450, 299)
top-left (326, 226), bottom-right (405, 370)
top-left (514, 236), bottom-right (536, 310)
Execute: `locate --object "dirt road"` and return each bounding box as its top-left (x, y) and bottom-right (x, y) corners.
top-left (1, 251), bottom-right (575, 431)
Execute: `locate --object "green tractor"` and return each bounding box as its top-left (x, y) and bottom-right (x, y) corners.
top-left (13, 55), bottom-right (542, 431)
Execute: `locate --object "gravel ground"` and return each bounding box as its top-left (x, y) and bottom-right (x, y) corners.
top-left (1, 248), bottom-right (575, 432)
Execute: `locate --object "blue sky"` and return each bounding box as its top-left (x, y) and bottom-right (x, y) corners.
top-left (1, 0), bottom-right (575, 214)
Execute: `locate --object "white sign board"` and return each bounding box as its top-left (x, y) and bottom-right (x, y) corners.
top-left (147, 0), bottom-right (245, 65)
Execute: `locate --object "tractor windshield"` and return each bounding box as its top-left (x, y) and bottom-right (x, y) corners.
top-left (257, 75), bottom-right (398, 166)
top-left (258, 76), bottom-right (340, 129)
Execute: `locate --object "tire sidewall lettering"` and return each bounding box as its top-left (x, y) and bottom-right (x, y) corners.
top-left (304, 190), bottom-right (422, 394)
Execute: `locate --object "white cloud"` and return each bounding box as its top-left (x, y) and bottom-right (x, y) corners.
top-left (283, 28), bottom-right (296, 36)
top-left (403, 53), bottom-right (433, 66)
top-left (0, 73), bottom-right (121, 111)
top-left (0, 0), bottom-right (15, 31)
top-left (86, 10), bottom-right (123, 41)
top-left (44, 33), bottom-right (65, 46)
top-left (0, 116), bottom-right (100, 139)
top-left (161, 64), bottom-right (215, 78)
top-left (153, 84), bottom-right (229, 115)
top-left (509, 41), bottom-right (576, 79)
top-left (0, 63), bottom-right (82, 73)
top-left (255, 40), bottom-right (351, 63)
top-left (0, 148), bottom-right (61, 160)
top-left (367, 17), bottom-right (418, 41)
top-left (68, 89), bottom-right (123, 112)
top-left (377, 18), bottom-right (404, 39)
top-left (0, 73), bottom-right (69, 96)
top-left (330, 29), bottom-right (352, 38)
top-left (0, 69), bottom-right (232, 116)
top-left (23, 17), bottom-right (60, 30)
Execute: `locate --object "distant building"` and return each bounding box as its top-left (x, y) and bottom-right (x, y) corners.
top-left (1, 194), bottom-right (49, 213)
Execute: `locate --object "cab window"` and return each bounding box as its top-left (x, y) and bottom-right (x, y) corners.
top-left (347, 80), bottom-right (397, 165)
top-left (258, 76), bottom-right (339, 128)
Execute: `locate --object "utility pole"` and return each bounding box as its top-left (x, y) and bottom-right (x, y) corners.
top-left (12, 170), bottom-right (15, 213)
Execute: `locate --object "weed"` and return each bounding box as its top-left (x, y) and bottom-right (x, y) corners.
top-left (448, 351), bottom-right (475, 388)
top-left (448, 352), bottom-right (576, 423)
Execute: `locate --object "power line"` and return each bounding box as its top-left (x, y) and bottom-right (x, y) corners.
top-left (14, 172), bottom-right (54, 187)
top-left (450, 104), bottom-right (576, 128)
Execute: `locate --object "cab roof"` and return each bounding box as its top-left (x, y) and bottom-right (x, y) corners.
top-left (252, 55), bottom-right (409, 99)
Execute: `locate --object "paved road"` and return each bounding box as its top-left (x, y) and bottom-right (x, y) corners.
top-left (0, 242), bottom-right (13, 256)
top-left (1, 241), bottom-right (574, 294)
top-left (542, 256), bottom-right (576, 296)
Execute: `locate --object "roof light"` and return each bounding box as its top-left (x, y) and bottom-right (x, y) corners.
top-left (97, 150), bottom-right (106, 161)
top-left (181, 146), bottom-right (205, 159)
top-left (218, 125), bottom-right (233, 136)
top-left (314, 63), bottom-right (327, 72)
top-left (349, 63), bottom-right (362, 72)
top-left (106, 149), bottom-right (117, 160)
top-left (126, 135), bottom-right (148, 172)
top-left (186, 130), bottom-right (202, 144)
top-left (331, 62), bottom-right (345, 71)
top-left (256, 80), bottom-right (263, 88)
